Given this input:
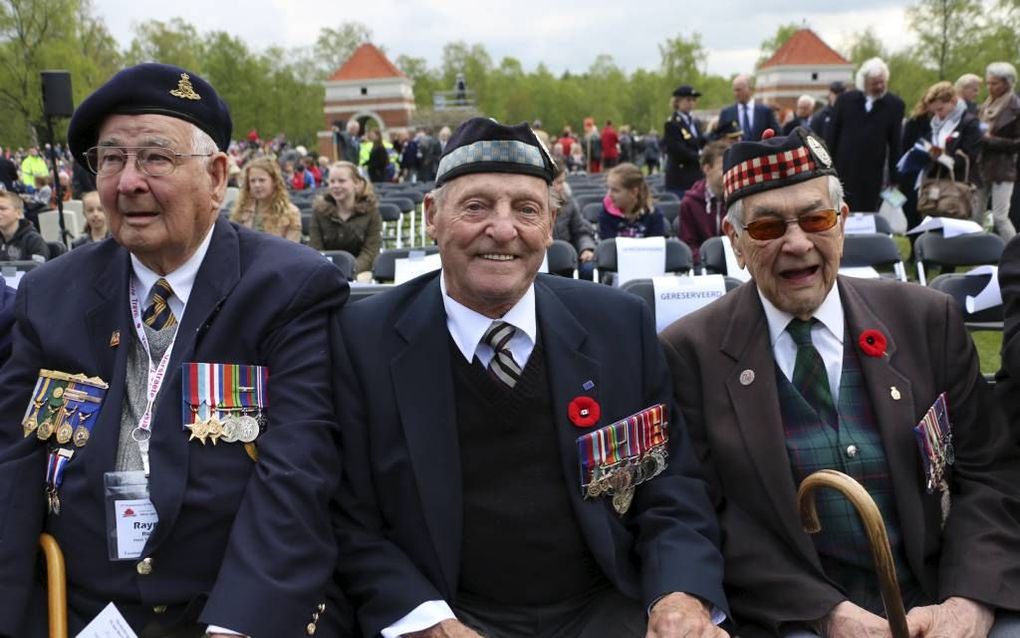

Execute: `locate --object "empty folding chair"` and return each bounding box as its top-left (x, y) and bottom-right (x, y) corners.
top-left (656, 191), bottom-right (681, 203)
top-left (372, 246), bottom-right (441, 283)
top-left (574, 193), bottom-right (605, 211)
top-left (546, 240), bottom-right (578, 278)
top-left (699, 236), bottom-right (726, 275)
top-left (378, 199), bottom-right (411, 248)
top-left (840, 233), bottom-right (907, 281)
top-left (928, 273), bottom-right (1003, 331)
top-left (658, 201), bottom-right (681, 238)
top-left (594, 237), bottom-right (692, 284)
top-left (914, 231), bottom-right (1006, 286)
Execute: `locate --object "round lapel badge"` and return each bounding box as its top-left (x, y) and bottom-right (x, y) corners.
top-left (806, 136), bottom-right (832, 168)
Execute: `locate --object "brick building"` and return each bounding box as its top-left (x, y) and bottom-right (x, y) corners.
top-left (755, 29), bottom-right (853, 116)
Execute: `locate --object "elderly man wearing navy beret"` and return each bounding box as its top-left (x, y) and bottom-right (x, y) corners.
top-left (660, 127), bottom-right (1020, 637)
top-left (332, 117), bottom-right (728, 638)
top-left (0, 64), bottom-right (349, 637)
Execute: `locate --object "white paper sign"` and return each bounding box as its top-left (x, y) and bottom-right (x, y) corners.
top-left (839, 266), bottom-right (882, 279)
top-left (615, 236), bottom-right (666, 286)
top-left (393, 252), bottom-right (442, 285)
top-left (844, 213), bottom-right (877, 235)
top-left (964, 265), bottom-right (1002, 313)
top-left (721, 235), bottom-right (751, 282)
top-left (652, 275), bottom-right (727, 333)
top-left (906, 216), bottom-right (984, 238)
top-left (113, 498), bottom-right (158, 560)
top-left (2, 270), bottom-right (25, 289)
top-left (76, 602), bottom-right (139, 638)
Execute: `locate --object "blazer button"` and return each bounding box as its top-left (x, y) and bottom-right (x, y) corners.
top-left (153, 604), bottom-right (167, 614)
top-left (136, 557), bottom-right (153, 575)
top-left (846, 445), bottom-right (858, 459)
top-left (306, 622), bottom-right (317, 635)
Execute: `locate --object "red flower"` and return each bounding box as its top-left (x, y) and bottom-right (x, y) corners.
top-left (568, 396), bottom-right (601, 428)
top-left (859, 329), bottom-right (887, 357)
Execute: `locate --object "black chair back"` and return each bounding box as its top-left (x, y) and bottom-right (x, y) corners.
top-left (840, 233), bottom-right (904, 275)
top-left (546, 240), bottom-right (578, 277)
top-left (929, 272), bottom-right (1003, 329)
top-left (380, 197), bottom-right (414, 215)
top-left (321, 250), bottom-right (357, 281)
top-left (699, 236), bottom-right (726, 274)
top-left (595, 237), bottom-right (692, 274)
top-left (372, 246), bottom-right (440, 282)
top-left (378, 202), bottom-right (402, 223)
top-left (915, 231), bottom-right (1006, 285)
top-left (658, 202), bottom-right (681, 238)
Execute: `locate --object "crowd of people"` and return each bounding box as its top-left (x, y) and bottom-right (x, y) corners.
top-left (2, 55), bottom-right (1020, 638)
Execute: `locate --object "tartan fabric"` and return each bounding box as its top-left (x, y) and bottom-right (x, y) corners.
top-left (141, 278), bottom-right (177, 331)
top-left (436, 139), bottom-right (546, 184)
top-left (482, 320), bottom-right (522, 389)
top-left (723, 145), bottom-right (815, 203)
top-left (788, 319), bottom-right (837, 428)
top-left (777, 335), bottom-right (915, 606)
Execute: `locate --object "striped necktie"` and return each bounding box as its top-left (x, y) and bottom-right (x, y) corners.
top-left (482, 320), bottom-right (522, 389)
top-left (788, 318), bottom-right (836, 427)
top-left (141, 278), bottom-right (177, 331)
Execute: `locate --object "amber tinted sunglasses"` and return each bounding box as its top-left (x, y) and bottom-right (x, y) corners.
top-left (738, 209), bottom-right (839, 241)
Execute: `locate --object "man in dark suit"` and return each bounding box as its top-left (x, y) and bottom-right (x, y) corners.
top-left (0, 64), bottom-right (350, 637)
top-left (826, 58), bottom-right (905, 212)
top-left (782, 95), bottom-right (817, 136)
top-left (715, 74), bottom-right (780, 144)
top-left (664, 84), bottom-right (706, 198)
top-left (809, 81), bottom-right (847, 141)
top-left (0, 284), bottom-right (14, 368)
top-left (333, 118), bottom-right (728, 638)
top-left (661, 128), bottom-right (1020, 637)
top-left (0, 147), bottom-right (17, 191)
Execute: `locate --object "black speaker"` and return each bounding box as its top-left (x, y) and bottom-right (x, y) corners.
top-left (41, 71), bottom-right (73, 117)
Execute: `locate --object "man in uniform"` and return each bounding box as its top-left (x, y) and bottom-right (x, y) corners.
top-left (0, 64), bottom-right (349, 637)
top-left (660, 127), bottom-right (1020, 637)
top-left (664, 84), bottom-right (705, 198)
top-left (333, 117), bottom-right (728, 638)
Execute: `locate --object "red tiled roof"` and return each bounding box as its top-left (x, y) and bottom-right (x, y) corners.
top-left (328, 43), bottom-right (406, 81)
top-left (760, 29), bottom-right (850, 68)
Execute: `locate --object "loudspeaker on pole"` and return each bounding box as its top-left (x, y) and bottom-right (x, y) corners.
top-left (41, 71), bottom-right (74, 118)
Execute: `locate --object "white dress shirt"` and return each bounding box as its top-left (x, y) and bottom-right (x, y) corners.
top-left (757, 283), bottom-right (845, 402)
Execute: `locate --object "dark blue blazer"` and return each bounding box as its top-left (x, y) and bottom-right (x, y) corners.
top-left (0, 285), bottom-right (14, 369)
top-left (0, 218), bottom-right (351, 637)
top-left (716, 101), bottom-right (781, 143)
top-left (333, 272), bottom-right (727, 637)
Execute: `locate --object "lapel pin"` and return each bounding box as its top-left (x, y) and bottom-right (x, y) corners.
top-left (890, 386), bottom-right (901, 401)
top-left (739, 369), bottom-right (755, 386)
top-left (582, 380), bottom-right (595, 391)
top-left (109, 330), bottom-right (120, 348)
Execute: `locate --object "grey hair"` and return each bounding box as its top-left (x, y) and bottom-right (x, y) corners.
top-left (855, 57), bottom-right (889, 91)
top-left (428, 180), bottom-right (561, 216)
top-left (797, 94), bottom-right (816, 108)
top-left (190, 126), bottom-right (218, 157)
top-left (986, 62), bottom-right (1017, 89)
top-left (726, 175), bottom-right (845, 232)
top-left (955, 73), bottom-right (982, 91)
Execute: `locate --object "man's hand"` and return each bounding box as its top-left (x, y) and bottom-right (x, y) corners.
top-left (906, 596), bottom-right (994, 638)
top-left (405, 619), bottom-right (486, 638)
top-left (579, 249), bottom-right (594, 263)
top-left (646, 592), bottom-right (726, 638)
top-left (818, 600), bottom-right (892, 638)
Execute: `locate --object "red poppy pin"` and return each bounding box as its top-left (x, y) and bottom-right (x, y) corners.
top-left (858, 329), bottom-right (887, 358)
top-left (568, 396), bottom-right (601, 428)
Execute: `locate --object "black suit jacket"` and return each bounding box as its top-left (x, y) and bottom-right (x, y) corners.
top-left (332, 272), bottom-right (727, 637)
top-left (826, 90), bottom-right (905, 211)
top-left (664, 112), bottom-right (705, 190)
top-left (0, 218), bottom-right (351, 637)
top-left (717, 101), bottom-right (780, 143)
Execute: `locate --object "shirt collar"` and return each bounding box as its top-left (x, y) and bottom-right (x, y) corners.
top-left (440, 272), bottom-right (538, 363)
top-left (757, 281), bottom-right (844, 347)
top-left (130, 223), bottom-right (215, 308)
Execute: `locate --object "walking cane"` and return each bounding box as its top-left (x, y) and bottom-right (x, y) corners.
top-left (796, 469), bottom-right (909, 638)
top-left (39, 533), bottom-right (68, 638)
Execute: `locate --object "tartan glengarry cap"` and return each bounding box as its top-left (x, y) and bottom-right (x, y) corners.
top-left (435, 118), bottom-right (555, 187)
top-left (68, 63), bottom-right (233, 166)
top-left (722, 126), bottom-right (837, 207)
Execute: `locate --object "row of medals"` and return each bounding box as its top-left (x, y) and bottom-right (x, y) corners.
top-left (26, 386), bottom-right (96, 448)
top-left (584, 448), bottom-right (668, 514)
top-left (186, 409), bottom-right (264, 445)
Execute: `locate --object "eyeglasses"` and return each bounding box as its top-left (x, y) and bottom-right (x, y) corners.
top-left (84, 146), bottom-right (213, 177)
top-left (737, 209), bottom-right (839, 241)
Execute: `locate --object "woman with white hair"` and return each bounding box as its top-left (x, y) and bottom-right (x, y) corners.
top-left (975, 61), bottom-right (1020, 240)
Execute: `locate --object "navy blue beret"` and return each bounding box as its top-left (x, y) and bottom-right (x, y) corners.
top-left (436, 118), bottom-right (555, 187)
top-left (722, 127), bottom-right (837, 207)
top-left (68, 63), bottom-right (232, 165)
top-left (672, 84), bottom-right (701, 98)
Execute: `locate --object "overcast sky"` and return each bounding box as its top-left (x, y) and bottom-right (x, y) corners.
top-left (93, 0), bottom-right (924, 77)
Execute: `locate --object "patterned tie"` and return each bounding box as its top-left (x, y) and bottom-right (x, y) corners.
top-left (482, 320), bottom-right (522, 389)
top-left (788, 318), bottom-right (837, 427)
top-left (141, 278), bottom-right (177, 331)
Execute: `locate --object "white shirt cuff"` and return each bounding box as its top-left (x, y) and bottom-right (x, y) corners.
top-left (381, 600), bottom-right (456, 638)
top-left (206, 626), bottom-right (246, 636)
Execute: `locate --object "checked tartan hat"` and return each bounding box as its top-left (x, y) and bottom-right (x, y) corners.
top-left (722, 126), bottom-right (837, 207)
top-left (435, 117), bottom-right (555, 187)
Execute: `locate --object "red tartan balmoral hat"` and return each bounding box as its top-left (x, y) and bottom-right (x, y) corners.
top-left (722, 126), bottom-right (837, 208)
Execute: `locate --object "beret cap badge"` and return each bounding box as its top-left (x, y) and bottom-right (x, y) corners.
top-left (170, 73), bottom-right (202, 101)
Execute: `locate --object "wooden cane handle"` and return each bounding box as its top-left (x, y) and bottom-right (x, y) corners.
top-left (39, 533), bottom-right (68, 638)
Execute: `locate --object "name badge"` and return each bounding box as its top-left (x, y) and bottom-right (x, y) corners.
top-left (104, 471), bottom-right (158, 561)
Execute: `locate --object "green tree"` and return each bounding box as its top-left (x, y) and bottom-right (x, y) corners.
top-left (313, 22), bottom-right (372, 80)
top-left (844, 27), bottom-right (887, 68)
top-left (756, 22), bottom-right (802, 68)
top-left (126, 18), bottom-right (203, 70)
top-left (906, 0), bottom-right (985, 79)
top-left (396, 54), bottom-right (440, 109)
top-left (659, 32), bottom-right (706, 82)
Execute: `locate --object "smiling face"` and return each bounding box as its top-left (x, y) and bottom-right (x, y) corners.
top-left (246, 167), bottom-right (275, 202)
top-left (426, 172), bottom-right (554, 318)
top-left (95, 113), bottom-right (226, 274)
top-left (327, 164), bottom-right (358, 208)
top-left (726, 176), bottom-right (847, 319)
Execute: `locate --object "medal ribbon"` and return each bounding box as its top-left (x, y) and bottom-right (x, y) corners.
top-left (45, 448), bottom-right (74, 493)
top-left (578, 404), bottom-right (668, 487)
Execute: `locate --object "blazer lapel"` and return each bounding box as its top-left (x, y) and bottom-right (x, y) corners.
top-left (147, 219), bottom-right (242, 551)
top-left (391, 276), bottom-right (462, 594)
top-left (720, 284), bottom-right (819, 559)
top-left (838, 279), bottom-right (927, 578)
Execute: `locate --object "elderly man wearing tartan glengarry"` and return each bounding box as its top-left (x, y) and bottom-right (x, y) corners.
top-left (659, 126), bottom-right (1020, 638)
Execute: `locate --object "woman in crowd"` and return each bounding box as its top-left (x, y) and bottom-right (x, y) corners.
top-left (598, 162), bottom-right (666, 239)
top-left (976, 61), bottom-right (1020, 240)
top-left (365, 129), bottom-right (390, 183)
top-left (551, 163), bottom-right (597, 280)
top-left (921, 81), bottom-right (981, 184)
top-left (643, 129), bottom-right (661, 174)
top-left (898, 91), bottom-right (933, 230)
top-left (72, 191), bottom-right (110, 248)
top-left (230, 157), bottom-right (302, 242)
top-left (309, 161), bottom-right (382, 282)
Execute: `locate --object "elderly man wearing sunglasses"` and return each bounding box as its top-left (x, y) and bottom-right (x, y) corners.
top-left (659, 127), bottom-right (1020, 638)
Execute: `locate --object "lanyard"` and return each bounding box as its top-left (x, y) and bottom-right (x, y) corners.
top-left (128, 280), bottom-right (180, 477)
